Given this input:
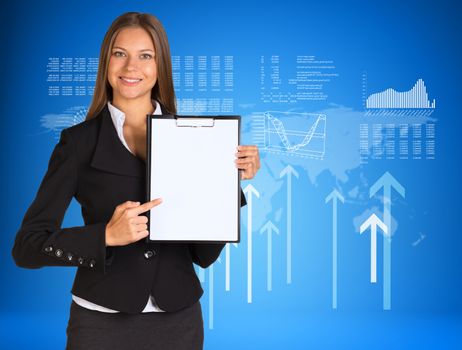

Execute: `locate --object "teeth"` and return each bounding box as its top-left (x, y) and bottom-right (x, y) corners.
top-left (121, 77), bottom-right (141, 83)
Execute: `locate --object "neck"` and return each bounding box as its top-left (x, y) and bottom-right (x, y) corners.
top-left (111, 96), bottom-right (155, 128)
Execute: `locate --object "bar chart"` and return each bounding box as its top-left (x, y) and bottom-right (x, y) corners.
top-left (366, 79), bottom-right (435, 109)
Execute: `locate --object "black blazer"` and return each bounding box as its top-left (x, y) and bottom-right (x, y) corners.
top-left (12, 103), bottom-right (247, 314)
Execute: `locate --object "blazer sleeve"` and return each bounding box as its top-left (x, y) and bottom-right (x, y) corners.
top-left (12, 128), bottom-right (110, 273)
top-left (188, 188), bottom-right (247, 268)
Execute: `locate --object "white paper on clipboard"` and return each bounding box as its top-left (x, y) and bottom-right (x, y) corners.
top-left (146, 116), bottom-right (241, 242)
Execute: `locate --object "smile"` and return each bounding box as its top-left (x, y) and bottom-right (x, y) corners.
top-left (120, 77), bottom-right (142, 85)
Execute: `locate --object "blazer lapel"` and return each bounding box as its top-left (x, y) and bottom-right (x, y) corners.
top-left (90, 104), bottom-right (145, 178)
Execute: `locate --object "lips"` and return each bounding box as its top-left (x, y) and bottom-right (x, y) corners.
top-left (119, 76), bottom-right (143, 87)
top-left (120, 76), bottom-right (142, 83)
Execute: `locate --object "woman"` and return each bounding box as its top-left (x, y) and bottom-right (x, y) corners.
top-left (12, 12), bottom-right (260, 350)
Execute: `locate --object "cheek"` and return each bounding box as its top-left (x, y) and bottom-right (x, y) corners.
top-left (147, 62), bottom-right (158, 80)
top-left (107, 60), bottom-right (118, 85)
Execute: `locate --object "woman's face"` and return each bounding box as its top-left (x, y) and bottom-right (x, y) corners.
top-left (108, 26), bottom-right (157, 103)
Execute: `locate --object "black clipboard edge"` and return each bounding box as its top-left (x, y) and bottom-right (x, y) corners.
top-left (145, 114), bottom-right (241, 244)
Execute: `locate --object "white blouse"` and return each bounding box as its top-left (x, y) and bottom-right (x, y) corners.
top-left (71, 100), bottom-right (165, 313)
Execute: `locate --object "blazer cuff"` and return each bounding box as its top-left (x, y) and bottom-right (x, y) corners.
top-left (40, 222), bottom-right (110, 274)
top-left (189, 243), bottom-right (225, 268)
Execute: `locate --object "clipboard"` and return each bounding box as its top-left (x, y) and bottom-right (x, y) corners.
top-left (146, 115), bottom-right (241, 243)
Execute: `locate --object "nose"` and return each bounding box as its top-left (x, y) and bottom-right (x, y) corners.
top-left (124, 54), bottom-right (139, 71)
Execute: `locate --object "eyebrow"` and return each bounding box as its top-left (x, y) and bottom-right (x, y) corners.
top-left (112, 46), bottom-right (154, 52)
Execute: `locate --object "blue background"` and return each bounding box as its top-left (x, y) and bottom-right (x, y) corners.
top-left (1, 0), bottom-right (461, 348)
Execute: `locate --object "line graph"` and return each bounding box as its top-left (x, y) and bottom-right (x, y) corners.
top-left (252, 111), bottom-right (326, 159)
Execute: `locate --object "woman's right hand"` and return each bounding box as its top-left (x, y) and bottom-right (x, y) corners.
top-left (105, 199), bottom-right (162, 246)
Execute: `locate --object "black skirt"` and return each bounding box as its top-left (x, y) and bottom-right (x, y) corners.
top-left (66, 300), bottom-right (204, 350)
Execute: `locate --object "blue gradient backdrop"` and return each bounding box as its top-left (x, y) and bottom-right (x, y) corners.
top-left (1, 0), bottom-right (461, 349)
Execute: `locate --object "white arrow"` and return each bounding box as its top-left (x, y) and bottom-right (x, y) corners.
top-left (360, 214), bottom-right (388, 283)
top-left (370, 171), bottom-right (405, 310)
top-left (208, 256), bottom-right (222, 330)
top-left (260, 220), bottom-right (279, 291)
top-left (325, 188), bottom-right (344, 309)
top-left (225, 243), bottom-right (238, 291)
top-left (243, 184), bottom-right (260, 303)
top-left (280, 165), bottom-right (299, 284)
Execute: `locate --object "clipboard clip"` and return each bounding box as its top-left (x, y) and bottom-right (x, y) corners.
top-left (175, 117), bottom-right (215, 128)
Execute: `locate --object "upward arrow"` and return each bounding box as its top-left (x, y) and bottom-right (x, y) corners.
top-left (360, 214), bottom-right (388, 284)
top-left (280, 165), bottom-right (299, 284)
top-left (325, 189), bottom-right (345, 205)
top-left (208, 256), bottom-right (222, 330)
top-left (325, 189), bottom-right (344, 309)
top-left (243, 184), bottom-right (260, 200)
top-left (280, 164), bottom-right (299, 179)
top-left (243, 184), bottom-right (260, 303)
top-left (225, 243), bottom-right (239, 291)
top-left (370, 171), bottom-right (405, 310)
top-left (370, 171), bottom-right (405, 199)
top-left (260, 220), bottom-right (279, 291)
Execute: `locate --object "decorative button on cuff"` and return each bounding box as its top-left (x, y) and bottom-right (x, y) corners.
top-left (66, 253), bottom-right (74, 261)
top-left (44, 246), bottom-right (53, 253)
top-left (55, 249), bottom-right (63, 258)
top-left (89, 260), bottom-right (96, 268)
top-left (78, 257), bottom-right (84, 265)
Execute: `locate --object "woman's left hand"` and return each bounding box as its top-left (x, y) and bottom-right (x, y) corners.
top-left (235, 145), bottom-right (260, 180)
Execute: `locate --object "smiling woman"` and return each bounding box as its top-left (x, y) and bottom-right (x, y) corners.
top-left (108, 27), bottom-right (158, 109)
top-left (86, 12), bottom-right (176, 121)
top-left (105, 26), bottom-right (160, 161)
top-left (12, 11), bottom-right (260, 350)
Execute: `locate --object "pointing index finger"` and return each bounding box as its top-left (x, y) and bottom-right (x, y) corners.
top-left (132, 198), bottom-right (163, 215)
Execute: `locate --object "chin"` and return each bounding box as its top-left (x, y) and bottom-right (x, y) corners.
top-left (115, 90), bottom-right (152, 101)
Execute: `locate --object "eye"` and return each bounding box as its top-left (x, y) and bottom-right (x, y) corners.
top-left (140, 53), bottom-right (153, 60)
top-left (112, 51), bottom-right (125, 57)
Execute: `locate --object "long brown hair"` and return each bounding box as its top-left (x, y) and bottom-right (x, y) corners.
top-left (86, 12), bottom-right (176, 120)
